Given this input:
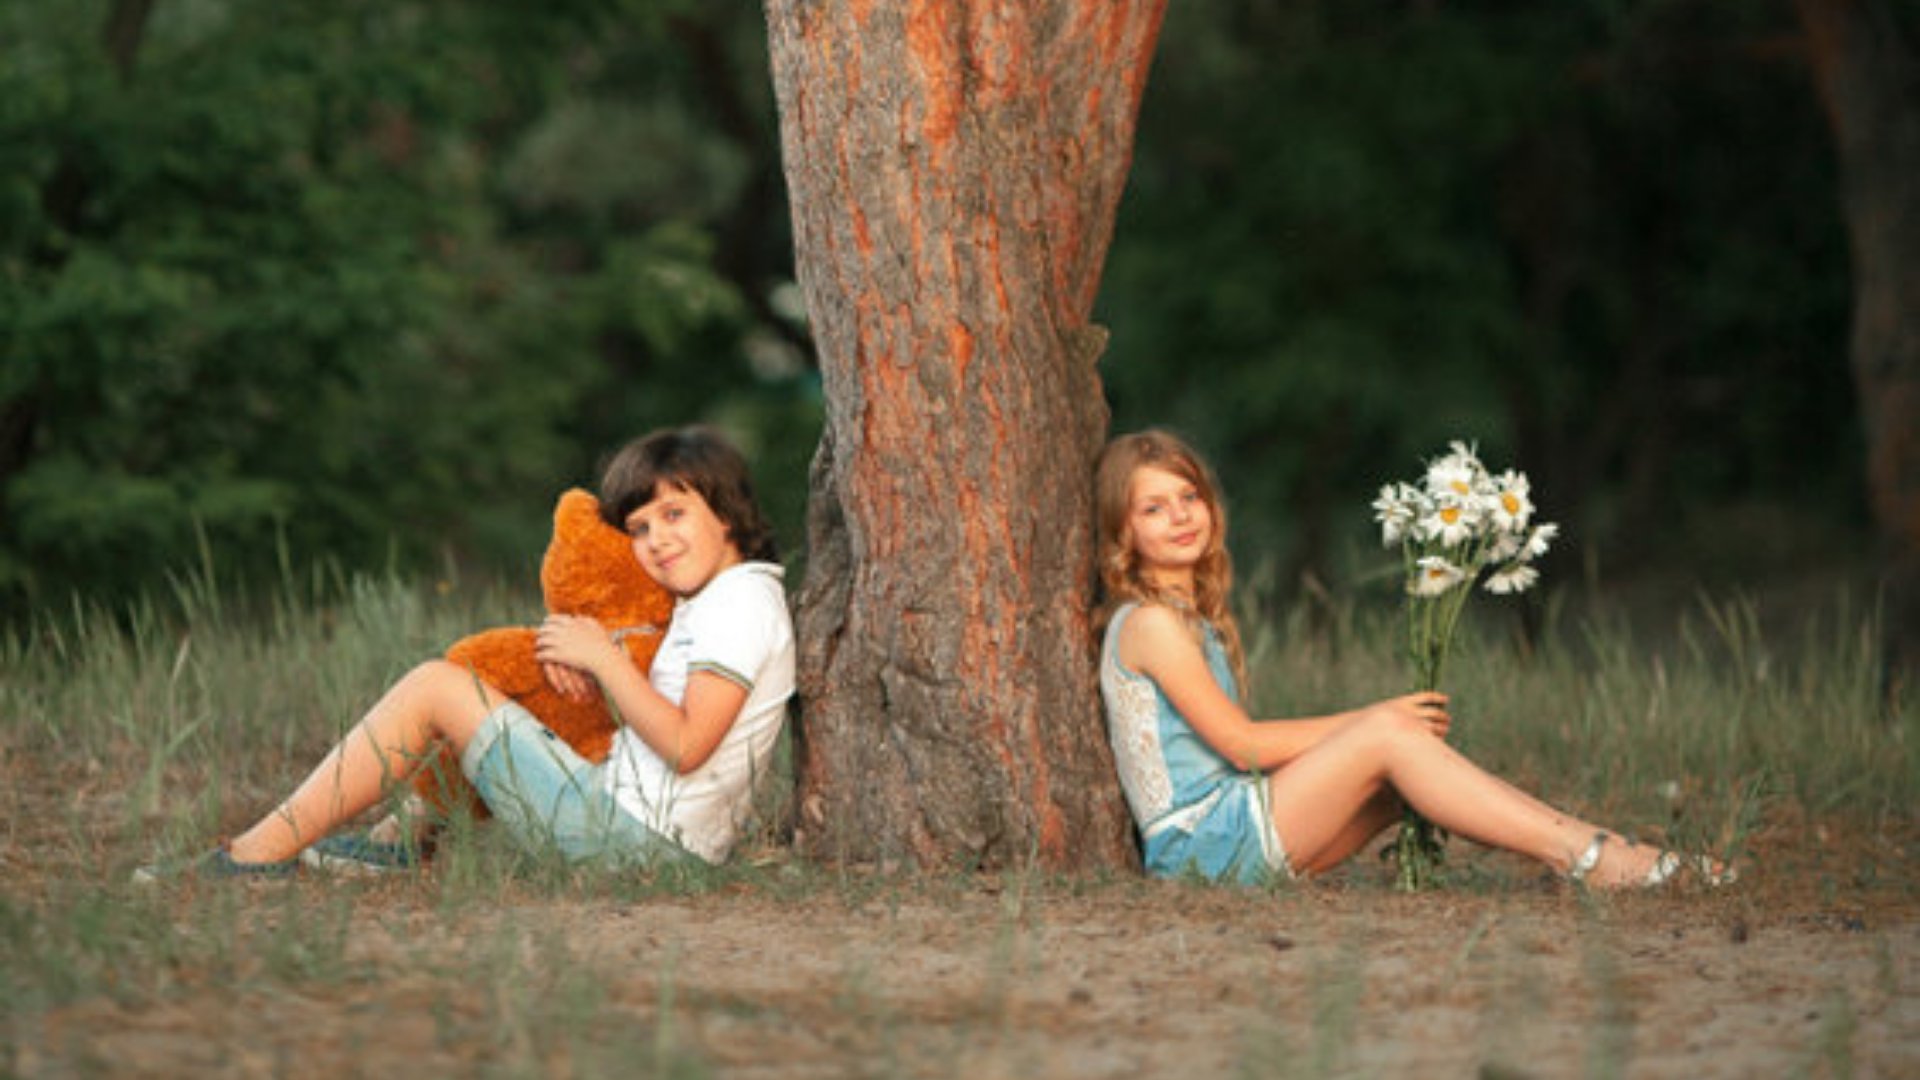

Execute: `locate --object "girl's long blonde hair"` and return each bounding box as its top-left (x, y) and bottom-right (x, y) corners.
top-left (1094, 429), bottom-right (1248, 697)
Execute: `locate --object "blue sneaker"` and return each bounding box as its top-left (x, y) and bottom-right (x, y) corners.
top-left (300, 832), bottom-right (423, 875)
top-left (132, 847), bottom-right (298, 884)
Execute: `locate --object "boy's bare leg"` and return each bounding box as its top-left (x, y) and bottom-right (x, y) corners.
top-left (366, 795), bottom-right (435, 845)
top-left (227, 661), bottom-right (501, 864)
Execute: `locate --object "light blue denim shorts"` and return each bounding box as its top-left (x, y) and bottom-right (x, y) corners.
top-left (1143, 777), bottom-right (1293, 887)
top-left (459, 702), bottom-right (689, 867)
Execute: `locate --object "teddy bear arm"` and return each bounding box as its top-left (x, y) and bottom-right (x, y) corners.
top-left (444, 627), bottom-right (545, 698)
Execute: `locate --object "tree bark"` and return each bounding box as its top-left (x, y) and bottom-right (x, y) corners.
top-left (1795, 0), bottom-right (1920, 709)
top-left (763, 0), bottom-right (1160, 869)
top-left (102, 0), bottom-right (157, 82)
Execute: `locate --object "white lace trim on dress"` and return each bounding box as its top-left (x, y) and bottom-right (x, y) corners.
top-left (1100, 604), bottom-right (1174, 824)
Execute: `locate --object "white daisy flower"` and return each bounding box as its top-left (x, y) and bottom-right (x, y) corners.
top-left (1372, 483), bottom-right (1422, 546)
top-left (1522, 522), bottom-right (1559, 560)
top-left (1418, 495), bottom-right (1478, 547)
top-left (1487, 531), bottom-right (1523, 563)
top-left (1483, 562), bottom-right (1540, 595)
top-left (1442, 439), bottom-right (1481, 469)
top-left (1489, 470), bottom-right (1533, 533)
top-left (1425, 452), bottom-right (1483, 501)
top-left (1410, 556), bottom-right (1468, 596)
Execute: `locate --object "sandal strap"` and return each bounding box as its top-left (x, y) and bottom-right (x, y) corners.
top-left (1652, 851), bottom-right (1739, 888)
top-left (1643, 851), bottom-right (1683, 887)
top-left (1567, 832), bottom-right (1609, 883)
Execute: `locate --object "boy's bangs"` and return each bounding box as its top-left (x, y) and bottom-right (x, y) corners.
top-left (619, 475), bottom-right (694, 522)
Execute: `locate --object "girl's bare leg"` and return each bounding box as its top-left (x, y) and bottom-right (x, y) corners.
top-left (1288, 788), bottom-right (1401, 875)
top-left (1267, 711), bottom-right (1664, 887)
top-left (226, 661), bottom-right (504, 865)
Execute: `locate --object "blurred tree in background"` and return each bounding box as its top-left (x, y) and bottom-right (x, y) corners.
top-left (1793, 0), bottom-right (1920, 704)
top-left (1102, 0), bottom-right (1861, 601)
top-left (0, 0), bottom-right (1885, 636)
top-left (1, 0), bottom-right (815, 618)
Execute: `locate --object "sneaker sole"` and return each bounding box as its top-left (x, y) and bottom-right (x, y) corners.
top-left (299, 847), bottom-right (415, 876)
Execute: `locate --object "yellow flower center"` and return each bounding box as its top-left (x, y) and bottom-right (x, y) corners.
top-left (1501, 493), bottom-right (1521, 515)
top-left (1440, 506), bottom-right (1461, 524)
top-left (1450, 480), bottom-right (1471, 495)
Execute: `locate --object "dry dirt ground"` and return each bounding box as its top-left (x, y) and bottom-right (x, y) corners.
top-left (12, 823), bottom-right (1918, 1079)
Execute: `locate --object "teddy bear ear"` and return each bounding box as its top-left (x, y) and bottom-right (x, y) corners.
top-left (538, 485), bottom-right (674, 621)
top-left (556, 487), bottom-right (601, 527)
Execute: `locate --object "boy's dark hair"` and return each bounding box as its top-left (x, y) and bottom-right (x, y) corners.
top-left (599, 426), bottom-right (779, 563)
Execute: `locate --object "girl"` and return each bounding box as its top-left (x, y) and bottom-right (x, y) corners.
top-left (139, 425), bottom-right (795, 879)
top-left (1094, 429), bottom-right (1730, 889)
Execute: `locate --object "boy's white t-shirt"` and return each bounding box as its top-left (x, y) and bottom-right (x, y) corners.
top-left (601, 561), bottom-right (794, 863)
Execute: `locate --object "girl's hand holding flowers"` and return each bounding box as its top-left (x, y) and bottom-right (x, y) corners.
top-left (1373, 441), bottom-right (1558, 889)
top-left (1375, 691), bottom-right (1452, 740)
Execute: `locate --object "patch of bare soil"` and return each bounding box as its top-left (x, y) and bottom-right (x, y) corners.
top-left (3, 743), bottom-right (1913, 1078)
top-left (14, 822), bottom-right (1918, 1079)
top-left (533, 876), bottom-right (1915, 1079)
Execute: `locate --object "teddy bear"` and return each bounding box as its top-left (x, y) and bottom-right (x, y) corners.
top-left (412, 487), bottom-right (676, 818)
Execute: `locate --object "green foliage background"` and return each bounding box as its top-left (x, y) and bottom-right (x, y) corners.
top-left (1, 0), bottom-right (816, 615)
top-left (0, 0), bottom-right (1870, 619)
top-left (1104, 1), bottom-right (1859, 593)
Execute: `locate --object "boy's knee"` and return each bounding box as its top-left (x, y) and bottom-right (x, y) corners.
top-left (416, 659), bottom-right (505, 709)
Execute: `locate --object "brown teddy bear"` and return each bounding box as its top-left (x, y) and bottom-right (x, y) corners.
top-left (413, 487), bottom-right (675, 818)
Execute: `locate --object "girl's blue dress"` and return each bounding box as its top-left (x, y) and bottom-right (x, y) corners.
top-left (1099, 602), bottom-right (1291, 885)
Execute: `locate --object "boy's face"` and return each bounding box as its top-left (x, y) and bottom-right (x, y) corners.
top-left (624, 482), bottom-right (742, 597)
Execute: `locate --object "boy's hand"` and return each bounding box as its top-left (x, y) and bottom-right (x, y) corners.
top-left (534, 615), bottom-right (624, 684)
top-left (542, 661), bottom-right (595, 702)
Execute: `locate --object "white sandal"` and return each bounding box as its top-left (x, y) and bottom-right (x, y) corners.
top-left (1568, 832), bottom-right (1737, 888)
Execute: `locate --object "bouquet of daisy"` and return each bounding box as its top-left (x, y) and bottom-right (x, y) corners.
top-left (1372, 441), bottom-right (1557, 890)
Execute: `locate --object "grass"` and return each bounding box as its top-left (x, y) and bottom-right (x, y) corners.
top-left (1244, 586), bottom-right (1915, 871)
top-left (1, 557), bottom-right (1915, 1076)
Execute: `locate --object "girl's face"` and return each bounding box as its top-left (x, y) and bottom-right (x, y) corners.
top-left (624, 482), bottom-right (742, 597)
top-left (1125, 465), bottom-right (1213, 585)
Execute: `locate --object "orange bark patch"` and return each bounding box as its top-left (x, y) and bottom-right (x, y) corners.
top-left (949, 321), bottom-right (975, 380)
top-left (978, 217), bottom-right (1011, 319)
top-left (1037, 798), bottom-right (1068, 860)
top-left (1083, 83), bottom-right (1104, 129)
top-left (907, 0), bottom-right (961, 145)
top-left (853, 204), bottom-right (873, 258)
top-left (1094, 0), bottom-right (1126, 63)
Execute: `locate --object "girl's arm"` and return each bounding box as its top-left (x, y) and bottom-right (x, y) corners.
top-left (1118, 604), bottom-right (1354, 771)
top-left (534, 614), bottom-right (747, 774)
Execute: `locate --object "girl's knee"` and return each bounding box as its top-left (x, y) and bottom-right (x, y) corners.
top-left (1365, 786), bottom-right (1404, 817)
top-left (1356, 708), bottom-right (1430, 748)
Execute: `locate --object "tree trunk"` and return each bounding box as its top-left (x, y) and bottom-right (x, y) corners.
top-left (1795, 0), bottom-right (1920, 709)
top-left (763, 0), bottom-right (1161, 869)
top-left (103, 0), bottom-right (157, 81)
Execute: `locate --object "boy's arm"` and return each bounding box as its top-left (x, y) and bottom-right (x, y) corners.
top-left (590, 648), bottom-right (747, 773)
top-left (534, 614), bottom-right (746, 773)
